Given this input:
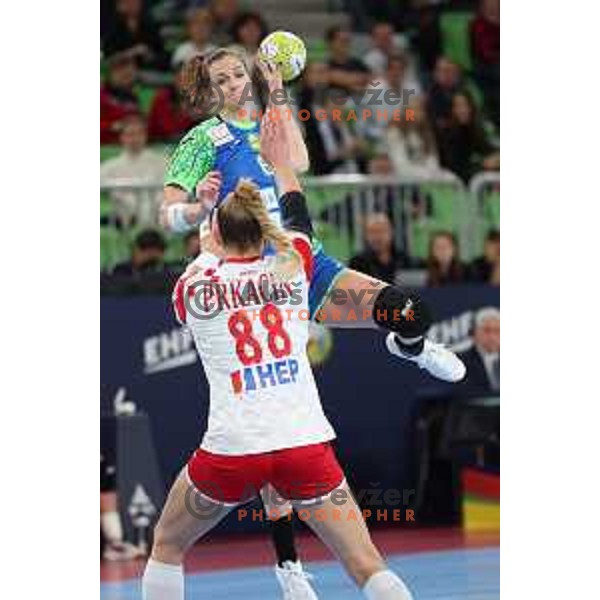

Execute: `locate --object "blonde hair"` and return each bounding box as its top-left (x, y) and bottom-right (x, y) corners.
top-left (217, 179), bottom-right (302, 279)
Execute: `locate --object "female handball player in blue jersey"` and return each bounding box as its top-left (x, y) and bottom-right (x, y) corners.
top-left (158, 48), bottom-right (465, 597)
top-left (160, 49), bottom-right (464, 380)
top-left (142, 124), bottom-right (416, 600)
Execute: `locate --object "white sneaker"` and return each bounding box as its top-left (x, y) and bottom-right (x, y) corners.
top-left (386, 334), bottom-right (466, 383)
top-left (275, 560), bottom-right (319, 600)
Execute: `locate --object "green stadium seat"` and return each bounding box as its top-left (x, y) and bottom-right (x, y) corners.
top-left (164, 234), bottom-right (185, 263)
top-left (100, 192), bottom-right (113, 222)
top-left (483, 190), bottom-right (500, 231)
top-left (305, 39), bottom-right (328, 63)
top-left (465, 78), bottom-right (484, 110)
top-left (406, 218), bottom-right (437, 261)
top-left (136, 85), bottom-right (158, 114)
top-left (100, 227), bottom-right (131, 270)
top-left (100, 145), bottom-right (121, 162)
top-left (441, 12), bottom-right (474, 72)
top-left (314, 222), bottom-right (353, 263)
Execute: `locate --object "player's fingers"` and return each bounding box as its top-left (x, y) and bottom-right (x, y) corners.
top-left (206, 171), bottom-right (222, 182)
top-left (205, 178), bottom-right (220, 189)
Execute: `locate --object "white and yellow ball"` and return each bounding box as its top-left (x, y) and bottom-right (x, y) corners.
top-left (258, 31), bottom-right (307, 82)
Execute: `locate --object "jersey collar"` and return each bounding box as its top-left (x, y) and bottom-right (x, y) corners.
top-left (221, 255), bottom-right (262, 264)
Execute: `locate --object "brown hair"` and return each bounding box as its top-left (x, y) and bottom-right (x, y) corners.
top-left (180, 47), bottom-right (267, 117)
top-left (397, 100), bottom-right (437, 156)
top-left (217, 180), bottom-right (301, 277)
top-left (426, 230), bottom-right (464, 286)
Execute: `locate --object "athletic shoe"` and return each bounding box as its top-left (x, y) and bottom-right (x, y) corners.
top-left (275, 560), bottom-right (319, 600)
top-left (103, 541), bottom-right (145, 561)
top-left (386, 334), bottom-right (466, 383)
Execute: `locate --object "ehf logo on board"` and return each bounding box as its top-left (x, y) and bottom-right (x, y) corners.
top-left (427, 305), bottom-right (500, 352)
top-left (143, 327), bottom-right (197, 375)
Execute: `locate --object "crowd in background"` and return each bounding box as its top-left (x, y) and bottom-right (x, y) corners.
top-left (100, 4), bottom-right (500, 543)
top-left (100, 0), bottom-right (500, 287)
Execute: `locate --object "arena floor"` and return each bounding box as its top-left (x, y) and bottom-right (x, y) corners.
top-left (101, 527), bottom-right (499, 599)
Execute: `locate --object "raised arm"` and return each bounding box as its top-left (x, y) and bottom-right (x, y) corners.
top-left (260, 108), bottom-right (313, 239)
top-left (257, 59), bottom-right (310, 174)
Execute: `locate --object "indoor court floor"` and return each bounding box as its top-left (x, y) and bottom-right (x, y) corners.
top-left (101, 527), bottom-right (500, 599)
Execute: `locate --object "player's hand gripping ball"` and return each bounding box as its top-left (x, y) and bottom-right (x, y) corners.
top-left (258, 31), bottom-right (307, 82)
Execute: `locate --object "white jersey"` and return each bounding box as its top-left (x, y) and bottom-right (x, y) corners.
top-left (172, 235), bottom-right (336, 455)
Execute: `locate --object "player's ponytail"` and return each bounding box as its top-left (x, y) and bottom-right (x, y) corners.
top-left (217, 180), bottom-right (301, 279)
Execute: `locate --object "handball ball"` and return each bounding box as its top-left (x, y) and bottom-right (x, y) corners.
top-left (258, 31), bottom-right (307, 82)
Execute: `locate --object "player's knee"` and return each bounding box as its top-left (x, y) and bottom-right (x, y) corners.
top-left (343, 546), bottom-right (386, 587)
top-left (372, 286), bottom-right (432, 337)
top-left (151, 524), bottom-right (186, 564)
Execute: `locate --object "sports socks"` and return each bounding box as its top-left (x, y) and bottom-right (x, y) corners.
top-left (269, 515), bottom-right (299, 566)
top-left (142, 559), bottom-right (184, 600)
top-left (363, 570), bottom-right (414, 600)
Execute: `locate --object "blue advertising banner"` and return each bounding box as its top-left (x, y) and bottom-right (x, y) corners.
top-left (101, 285), bottom-right (499, 534)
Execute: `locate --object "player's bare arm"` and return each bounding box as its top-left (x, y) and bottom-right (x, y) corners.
top-left (258, 59), bottom-right (309, 174)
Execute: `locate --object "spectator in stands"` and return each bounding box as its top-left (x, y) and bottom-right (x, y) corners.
top-left (471, 0), bottom-right (500, 125)
top-left (349, 213), bottom-right (407, 284)
top-left (426, 231), bottom-right (465, 286)
top-left (366, 54), bottom-right (423, 139)
top-left (230, 12), bottom-right (268, 70)
top-left (113, 229), bottom-right (167, 276)
top-left (326, 26), bottom-right (371, 94)
top-left (381, 54), bottom-right (422, 110)
top-left (102, 0), bottom-right (168, 71)
top-left (100, 115), bottom-right (165, 226)
top-left (363, 22), bottom-right (403, 76)
top-left (302, 94), bottom-right (369, 175)
top-left (385, 96), bottom-right (453, 180)
top-left (367, 153), bottom-right (394, 176)
top-left (458, 307), bottom-right (500, 396)
top-left (426, 57), bottom-right (463, 136)
top-left (298, 61), bottom-right (330, 109)
top-left (414, 5), bottom-right (442, 76)
top-left (101, 453), bottom-right (143, 561)
top-left (468, 229), bottom-right (500, 285)
top-left (100, 52), bottom-right (142, 144)
top-left (438, 92), bottom-right (500, 183)
top-left (209, 0), bottom-right (241, 45)
top-left (171, 8), bottom-right (216, 69)
top-left (184, 230), bottom-right (201, 260)
top-left (361, 153), bottom-right (400, 219)
top-left (147, 63), bottom-right (199, 142)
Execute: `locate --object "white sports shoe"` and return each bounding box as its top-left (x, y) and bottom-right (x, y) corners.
top-left (386, 334), bottom-right (466, 383)
top-left (275, 560), bottom-right (319, 600)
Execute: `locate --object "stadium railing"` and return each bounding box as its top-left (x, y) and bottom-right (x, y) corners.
top-left (468, 172), bottom-right (500, 252)
top-left (100, 175), bottom-right (494, 270)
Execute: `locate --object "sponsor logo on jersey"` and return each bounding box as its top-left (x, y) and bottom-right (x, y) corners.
top-left (230, 358), bottom-right (299, 395)
top-left (143, 327), bottom-right (197, 374)
top-left (208, 123), bottom-right (235, 146)
top-left (247, 132), bottom-right (260, 151)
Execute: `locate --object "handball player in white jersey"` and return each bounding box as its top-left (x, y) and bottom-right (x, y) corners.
top-left (142, 121), bottom-right (415, 600)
